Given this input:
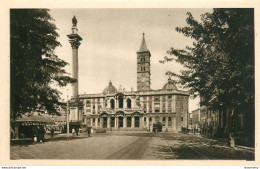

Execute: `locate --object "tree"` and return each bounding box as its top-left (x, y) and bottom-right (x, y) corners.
top-left (160, 9), bottom-right (254, 114)
top-left (11, 9), bottom-right (76, 119)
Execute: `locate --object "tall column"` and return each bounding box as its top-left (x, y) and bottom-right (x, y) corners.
top-left (173, 117), bottom-right (176, 129)
top-left (107, 117), bottom-right (111, 128)
top-left (147, 117), bottom-right (150, 129)
top-left (131, 116), bottom-right (135, 128)
top-left (160, 96), bottom-right (163, 113)
top-left (115, 116), bottom-right (117, 129)
top-left (152, 97), bottom-right (155, 113)
top-left (173, 95), bottom-right (176, 113)
top-left (140, 116), bottom-right (144, 128)
top-left (152, 117), bottom-right (155, 124)
top-left (100, 117), bottom-right (103, 128)
top-left (67, 16), bottom-right (83, 99)
top-left (90, 118), bottom-right (93, 126)
top-left (123, 116), bottom-right (127, 128)
top-left (95, 118), bottom-right (98, 127)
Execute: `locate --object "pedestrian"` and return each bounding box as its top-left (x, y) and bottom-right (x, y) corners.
top-left (72, 128), bottom-right (75, 136)
top-left (51, 127), bottom-right (54, 138)
top-left (76, 128), bottom-right (79, 136)
top-left (229, 133), bottom-right (235, 148)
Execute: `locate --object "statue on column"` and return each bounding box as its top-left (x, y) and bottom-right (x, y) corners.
top-left (72, 16), bottom-right (78, 34)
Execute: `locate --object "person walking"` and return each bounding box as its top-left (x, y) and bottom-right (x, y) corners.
top-left (51, 128), bottom-right (54, 138)
top-left (76, 128), bottom-right (79, 136)
top-left (72, 128), bottom-right (75, 136)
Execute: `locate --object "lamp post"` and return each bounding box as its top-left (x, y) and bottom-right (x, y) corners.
top-left (67, 89), bottom-right (70, 137)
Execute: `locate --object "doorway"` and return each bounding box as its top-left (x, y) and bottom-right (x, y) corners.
top-left (135, 116), bottom-right (140, 127)
top-left (103, 117), bottom-right (107, 128)
top-left (118, 117), bottom-right (123, 128)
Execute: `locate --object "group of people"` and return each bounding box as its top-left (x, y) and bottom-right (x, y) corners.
top-left (72, 127), bottom-right (81, 136)
top-left (200, 124), bottom-right (214, 138)
top-left (33, 125), bottom-right (45, 142)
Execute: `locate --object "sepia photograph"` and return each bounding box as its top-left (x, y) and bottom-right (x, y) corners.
top-left (8, 7), bottom-right (256, 162)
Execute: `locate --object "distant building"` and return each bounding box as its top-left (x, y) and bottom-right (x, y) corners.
top-left (189, 108), bottom-right (200, 129)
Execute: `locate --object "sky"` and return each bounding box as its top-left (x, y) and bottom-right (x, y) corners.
top-left (49, 8), bottom-right (213, 112)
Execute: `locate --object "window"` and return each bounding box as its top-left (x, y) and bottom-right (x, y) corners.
top-left (168, 95), bottom-right (172, 99)
top-left (143, 103), bottom-right (147, 109)
top-left (93, 118), bottom-right (95, 122)
top-left (119, 96), bottom-right (123, 108)
top-left (143, 58), bottom-right (145, 62)
top-left (155, 96), bottom-right (160, 102)
top-left (181, 117), bottom-right (183, 121)
top-left (141, 67), bottom-right (143, 71)
top-left (127, 98), bottom-right (131, 108)
top-left (163, 117), bottom-right (166, 122)
top-left (110, 99), bottom-right (115, 109)
top-left (93, 105), bottom-right (95, 109)
top-left (144, 67), bottom-right (145, 71)
top-left (169, 117), bottom-right (172, 121)
top-left (98, 118), bottom-right (100, 122)
top-left (144, 117), bottom-right (146, 122)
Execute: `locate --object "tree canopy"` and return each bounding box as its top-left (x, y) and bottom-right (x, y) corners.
top-left (160, 8), bottom-right (254, 112)
top-left (11, 9), bottom-right (76, 118)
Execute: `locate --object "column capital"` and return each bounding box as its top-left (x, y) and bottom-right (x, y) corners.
top-left (67, 34), bottom-right (83, 49)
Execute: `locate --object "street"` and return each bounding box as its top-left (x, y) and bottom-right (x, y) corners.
top-left (10, 132), bottom-right (254, 160)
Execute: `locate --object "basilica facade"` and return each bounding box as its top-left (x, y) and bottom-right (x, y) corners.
top-left (71, 34), bottom-right (189, 132)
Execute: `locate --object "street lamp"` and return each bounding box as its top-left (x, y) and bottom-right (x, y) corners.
top-left (67, 89), bottom-right (70, 137)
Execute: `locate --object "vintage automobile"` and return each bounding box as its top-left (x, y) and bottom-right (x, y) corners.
top-left (152, 122), bottom-right (163, 132)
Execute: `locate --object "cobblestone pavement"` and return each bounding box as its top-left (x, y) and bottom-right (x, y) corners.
top-left (10, 132), bottom-right (254, 160)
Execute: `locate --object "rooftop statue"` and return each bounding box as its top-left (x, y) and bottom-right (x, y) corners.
top-left (72, 16), bottom-right (77, 27)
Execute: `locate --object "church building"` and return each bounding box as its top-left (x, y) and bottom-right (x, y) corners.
top-left (67, 17), bottom-right (189, 132)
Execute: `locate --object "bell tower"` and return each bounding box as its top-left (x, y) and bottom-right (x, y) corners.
top-left (137, 33), bottom-right (151, 91)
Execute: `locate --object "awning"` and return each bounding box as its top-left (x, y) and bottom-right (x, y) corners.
top-left (11, 113), bottom-right (55, 125)
top-left (69, 121), bottom-right (80, 125)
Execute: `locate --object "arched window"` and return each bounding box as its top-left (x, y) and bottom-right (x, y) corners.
top-left (127, 98), bottom-right (131, 108)
top-left (110, 99), bottom-right (115, 109)
top-left (119, 96), bottom-right (123, 108)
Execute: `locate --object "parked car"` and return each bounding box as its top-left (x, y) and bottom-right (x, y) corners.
top-left (153, 122), bottom-right (163, 132)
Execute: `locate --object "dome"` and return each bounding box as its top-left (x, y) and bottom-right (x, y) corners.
top-left (102, 80), bottom-right (117, 94)
top-left (162, 78), bottom-right (178, 91)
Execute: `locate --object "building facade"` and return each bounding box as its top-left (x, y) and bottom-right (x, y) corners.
top-left (73, 34), bottom-right (189, 132)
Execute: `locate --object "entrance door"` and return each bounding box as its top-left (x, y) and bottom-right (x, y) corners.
top-left (111, 117), bottom-right (115, 127)
top-left (127, 117), bottom-right (131, 127)
top-left (135, 116), bottom-right (140, 127)
top-left (103, 117), bottom-right (107, 128)
top-left (118, 117), bottom-right (123, 128)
